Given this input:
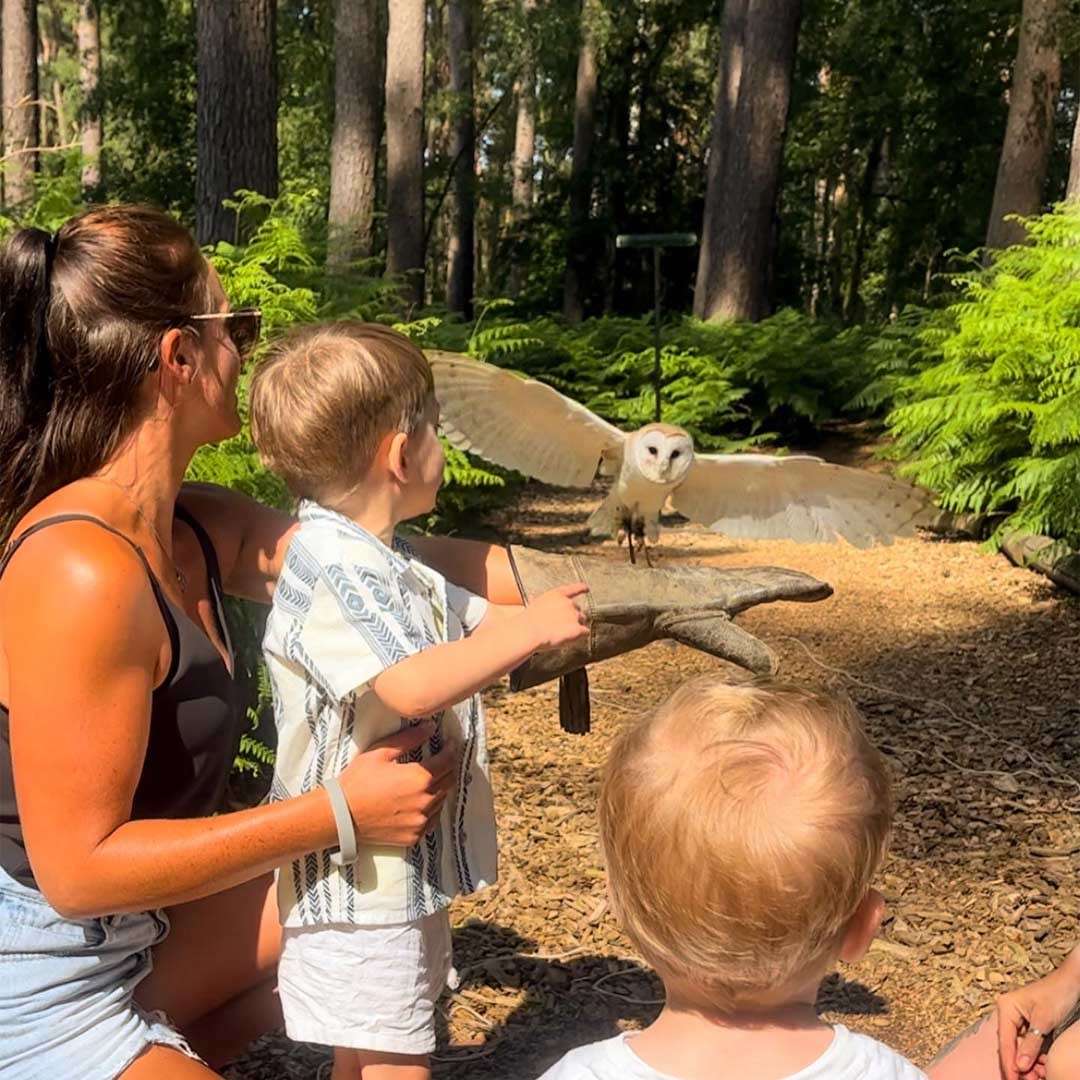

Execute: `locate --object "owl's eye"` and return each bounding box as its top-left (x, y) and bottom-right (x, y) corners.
top-left (671, 450), bottom-right (681, 459)
top-left (647, 446), bottom-right (658, 456)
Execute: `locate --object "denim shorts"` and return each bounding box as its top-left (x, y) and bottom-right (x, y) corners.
top-left (0, 866), bottom-right (202, 1079)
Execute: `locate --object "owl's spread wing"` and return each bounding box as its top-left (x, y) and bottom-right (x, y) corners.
top-left (428, 351), bottom-right (626, 488)
top-left (670, 453), bottom-right (933, 547)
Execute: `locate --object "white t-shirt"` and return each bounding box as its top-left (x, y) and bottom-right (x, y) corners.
top-left (264, 501), bottom-right (495, 928)
top-left (537, 1026), bottom-right (930, 1080)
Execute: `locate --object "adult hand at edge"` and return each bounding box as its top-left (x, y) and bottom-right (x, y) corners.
top-left (337, 721), bottom-right (457, 848)
top-left (997, 946), bottom-right (1080, 1080)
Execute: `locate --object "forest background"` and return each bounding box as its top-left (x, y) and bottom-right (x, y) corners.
top-left (3, 0), bottom-right (1080, 781)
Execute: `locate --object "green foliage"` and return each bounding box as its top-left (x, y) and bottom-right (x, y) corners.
top-left (886, 204), bottom-right (1080, 547)
top-left (0, 155), bottom-right (85, 238)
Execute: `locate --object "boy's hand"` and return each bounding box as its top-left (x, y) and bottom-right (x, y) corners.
top-left (337, 721), bottom-right (457, 847)
top-left (525, 583), bottom-right (590, 651)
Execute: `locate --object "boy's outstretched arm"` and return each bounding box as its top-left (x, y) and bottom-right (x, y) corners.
top-left (372, 584), bottom-right (587, 718)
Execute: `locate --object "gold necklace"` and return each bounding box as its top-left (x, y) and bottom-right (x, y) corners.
top-left (83, 477), bottom-right (188, 594)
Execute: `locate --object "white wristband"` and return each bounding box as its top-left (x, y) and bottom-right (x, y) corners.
top-left (323, 776), bottom-right (358, 867)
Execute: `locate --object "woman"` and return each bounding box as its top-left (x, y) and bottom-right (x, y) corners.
top-left (0, 206), bottom-right (523, 1079)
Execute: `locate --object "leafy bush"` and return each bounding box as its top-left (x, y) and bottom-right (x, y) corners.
top-left (886, 204), bottom-right (1080, 547)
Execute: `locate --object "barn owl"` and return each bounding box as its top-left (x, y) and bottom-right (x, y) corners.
top-left (428, 351), bottom-right (932, 562)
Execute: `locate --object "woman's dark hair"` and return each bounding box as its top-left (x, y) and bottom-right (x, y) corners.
top-left (0, 205), bottom-right (214, 542)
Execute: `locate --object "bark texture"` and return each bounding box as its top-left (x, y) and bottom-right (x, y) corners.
top-left (445, 0), bottom-right (476, 317)
top-left (1066, 84), bottom-right (1080, 200)
top-left (562, 0), bottom-right (600, 324)
top-left (693, 0), bottom-right (801, 323)
top-left (77, 0), bottom-right (102, 194)
top-left (328, 0), bottom-right (383, 268)
top-left (385, 0), bottom-right (426, 306)
top-left (508, 74), bottom-right (536, 295)
top-left (2, 0), bottom-right (39, 207)
top-left (985, 0), bottom-right (1063, 250)
top-left (195, 0), bottom-right (278, 245)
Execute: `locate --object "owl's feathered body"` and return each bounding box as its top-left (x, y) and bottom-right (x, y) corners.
top-left (588, 424), bottom-right (693, 545)
top-left (428, 351), bottom-right (933, 553)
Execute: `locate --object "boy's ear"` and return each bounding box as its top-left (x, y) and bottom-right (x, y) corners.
top-left (386, 431), bottom-right (411, 484)
top-left (839, 888), bottom-right (885, 965)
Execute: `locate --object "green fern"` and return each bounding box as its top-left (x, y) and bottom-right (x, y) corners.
top-left (886, 203), bottom-right (1080, 546)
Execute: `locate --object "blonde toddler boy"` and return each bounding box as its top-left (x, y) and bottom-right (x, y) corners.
top-left (250, 322), bottom-right (587, 1080)
top-left (540, 677), bottom-right (922, 1080)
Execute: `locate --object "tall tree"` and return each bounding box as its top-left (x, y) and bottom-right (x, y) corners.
top-left (1068, 105), bottom-right (1080, 201)
top-left (445, 0), bottom-right (476, 317)
top-left (77, 0), bottom-right (102, 195)
top-left (985, 0), bottom-right (1063, 250)
top-left (385, 0), bottom-right (426, 306)
top-left (563, 0), bottom-right (600, 324)
top-left (508, 0), bottom-right (536, 297)
top-left (195, 0), bottom-right (278, 245)
top-left (2, 0), bottom-right (39, 207)
top-left (327, 0), bottom-right (383, 269)
top-left (694, 0), bottom-right (801, 322)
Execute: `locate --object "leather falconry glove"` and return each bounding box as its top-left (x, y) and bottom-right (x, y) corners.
top-left (505, 545), bottom-right (833, 734)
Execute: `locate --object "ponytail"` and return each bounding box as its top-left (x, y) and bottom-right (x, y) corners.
top-left (0, 207), bottom-right (213, 544)
top-left (0, 228), bottom-right (59, 542)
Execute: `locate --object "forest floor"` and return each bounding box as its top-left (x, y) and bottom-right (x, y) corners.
top-left (228, 442), bottom-right (1080, 1080)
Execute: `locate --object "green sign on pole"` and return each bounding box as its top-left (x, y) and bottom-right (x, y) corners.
top-left (615, 232), bottom-right (698, 422)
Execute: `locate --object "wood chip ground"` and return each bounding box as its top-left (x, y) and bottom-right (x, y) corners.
top-left (227, 477), bottom-right (1080, 1080)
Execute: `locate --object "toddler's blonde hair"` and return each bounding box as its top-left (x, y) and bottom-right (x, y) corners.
top-left (250, 321), bottom-right (434, 502)
top-left (599, 676), bottom-right (892, 1010)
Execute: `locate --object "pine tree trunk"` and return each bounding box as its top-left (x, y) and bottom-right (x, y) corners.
top-left (693, 0), bottom-right (801, 323)
top-left (445, 0), bottom-right (475, 318)
top-left (985, 0), bottom-right (1063, 250)
top-left (327, 0), bottom-right (383, 269)
top-left (385, 0), bottom-right (426, 307)
top-left (1066, 98), bottom-right (1080, 200)
top-left (77, 0), bottom-right (102, 195)
top-left (2, 0), bottom-right (39, 208)
top-left (508, 0), bottom-right (536, 297)
top-left (843, 135), bottom-right (884, 323)
top-left (562, 0), bottom-right (600, 324)
top-left (195, 0), bottom-right (278, 246)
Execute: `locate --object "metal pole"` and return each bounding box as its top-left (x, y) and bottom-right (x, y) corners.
top-left (653, 245), bottom-right (662, 422)
top-left (614, 232), bottom-right (696, 426)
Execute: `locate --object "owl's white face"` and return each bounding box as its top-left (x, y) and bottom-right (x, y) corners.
top-left (632, 426), bottom-right (695, 485)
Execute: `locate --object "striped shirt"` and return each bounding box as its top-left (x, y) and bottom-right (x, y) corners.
top-left (264, 501), bottom-right (496, 927)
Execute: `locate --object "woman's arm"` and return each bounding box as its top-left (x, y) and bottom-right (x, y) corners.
top-left (405, 534), bottom-right (523, 605)
top-left (179, 483), bottom-right (525, 606)
top-left (178, 482), bottom-right (297, 603)
top-left (3, 525), bottom-right (453, 917)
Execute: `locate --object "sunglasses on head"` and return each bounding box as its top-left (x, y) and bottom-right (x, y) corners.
top-left (190, 309), bottom-right (262, 358)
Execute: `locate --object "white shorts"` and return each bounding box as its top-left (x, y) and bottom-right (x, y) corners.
top-left (277, 910), bottom-right (452, 1055)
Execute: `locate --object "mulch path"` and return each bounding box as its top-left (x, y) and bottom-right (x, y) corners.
top-left (227, 477), bottom-right (1080, 1080)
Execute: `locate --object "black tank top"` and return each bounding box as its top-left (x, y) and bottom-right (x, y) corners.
top-left (0, 506), bottom-right (244, 889)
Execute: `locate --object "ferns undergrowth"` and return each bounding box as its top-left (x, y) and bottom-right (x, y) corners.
top-left (886, 206), bottom-right (1080, 547)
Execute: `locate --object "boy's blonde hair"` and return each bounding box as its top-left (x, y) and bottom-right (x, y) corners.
top-left (249, 321), bottom-right (434, 502)
top-left (599, 677), bottom-right (892, 1011)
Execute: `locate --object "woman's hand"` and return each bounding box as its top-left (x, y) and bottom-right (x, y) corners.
top-left (337, 721), bottom-right (457, 847)
top-left (998, 946), bottom-right (1080, 1079)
